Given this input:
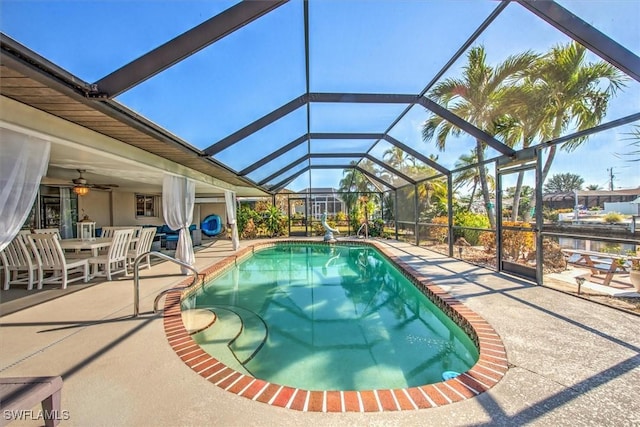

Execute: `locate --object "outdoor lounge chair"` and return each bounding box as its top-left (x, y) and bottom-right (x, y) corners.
top-left (29, 234), bottom-right (89, 289)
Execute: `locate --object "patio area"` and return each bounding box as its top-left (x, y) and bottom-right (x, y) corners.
top-left (1, 238), bottom-right (638, 426)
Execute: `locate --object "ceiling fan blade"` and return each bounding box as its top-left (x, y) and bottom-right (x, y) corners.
top-left (92, 184), bottom-right (119, 190)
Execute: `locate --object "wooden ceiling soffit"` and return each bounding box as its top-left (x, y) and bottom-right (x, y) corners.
top-left (0, 43), bottom-right (261, 189)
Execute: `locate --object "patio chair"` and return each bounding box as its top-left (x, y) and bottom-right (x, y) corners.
top-left (88, 229), bottom-right (133, 280)
top-left (99, 226), bottom-right (141, 255)
top-left (1, 235), bottom-right (42, 290)
top-left (127, 227), bottom-right (156, 272)
top-left (100, 226), bottom-right (142, 239)
top-left (33, 228), bottom-right (61, 239)
top-left (28, 234), bottom-right (89, 289)
top-left (16, 230), bottom-right (42, 263)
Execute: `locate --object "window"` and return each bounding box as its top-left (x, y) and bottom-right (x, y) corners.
top-left (136, 194), bottom-right (157, 217)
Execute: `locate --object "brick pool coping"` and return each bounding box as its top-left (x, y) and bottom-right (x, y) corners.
top-left (163, 240), bottom-right (508, 412)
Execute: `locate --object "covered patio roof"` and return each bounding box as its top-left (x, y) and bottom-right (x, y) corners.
top-left (1, 0), bottom-right (639, 194)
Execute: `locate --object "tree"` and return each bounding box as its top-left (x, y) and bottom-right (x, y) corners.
top-left (530, 41), bottom-right (626, 188)
top-left (453, 149), bottom-right (494, 212)
top-left (493, 77), bottom-right (548, 220)
top-left (492, 42), bottom-right (624, 220)
top-left (381, 147), bottom-right (409, 188)
top-left (422, 46), bottom-right (538, 229)
top-left (505, 185), bottom-right (533, 221)
top-left (585, 184), bottom-right (601, 190)
top-left (618, 125), bottom-right (640, 162)
top-left (339, 162), bottom-right (377, 228)
top-left (543, 173), bottom-right (584, 193)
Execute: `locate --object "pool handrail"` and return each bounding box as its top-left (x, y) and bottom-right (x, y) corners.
top-left (357, 222), bottom-right (369, 239)
top-left (132, 251), bottom-right (200, 317)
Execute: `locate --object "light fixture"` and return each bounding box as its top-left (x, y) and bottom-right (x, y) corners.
top-left (73, 185), bottom-right (90, 196)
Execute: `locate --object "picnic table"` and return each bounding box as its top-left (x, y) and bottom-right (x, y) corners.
top-left (561, 249), bottom-right (630, 286)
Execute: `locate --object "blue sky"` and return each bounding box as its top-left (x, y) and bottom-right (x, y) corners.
top-left (1, 0), bottom-right (638, 192)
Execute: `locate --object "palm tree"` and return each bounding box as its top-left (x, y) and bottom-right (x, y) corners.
top-left (618, 125), bottom-right (640, 162)
top-left (531, 41), bottom-right (626, 187)
top-left (338, 161), bottom-right (373, 212)
top-left (494, 78), bottom-right (548, 220)
top-left (417, 177), bottom-right (448, 219)
top-left (422, 46), bottom-right (538, 229)
top-left (383, 146), bottom-right (408, 171)
top-left (453, 148), bottom-right (494, 212)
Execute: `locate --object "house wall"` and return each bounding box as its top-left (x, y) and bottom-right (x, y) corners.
top-left (78, 190), bottom-right (214, 228)
top-left (604, 202), bottom-right (640, 215)
top-left (112, 191), bottom-right (165, 226)
top-left (77, 190), bottom-right (111, 227)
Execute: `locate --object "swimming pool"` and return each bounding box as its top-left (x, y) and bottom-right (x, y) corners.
top-left (164, 240), bottom-right (507, 412)
top-left (185, 243), bottom-right (478, 390)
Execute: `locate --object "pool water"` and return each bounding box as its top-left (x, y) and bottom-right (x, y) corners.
top-left (185, 244), bottom-right (479, 391)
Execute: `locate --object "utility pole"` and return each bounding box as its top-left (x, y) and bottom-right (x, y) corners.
top-left (607, 167), bottom-right (614, 191)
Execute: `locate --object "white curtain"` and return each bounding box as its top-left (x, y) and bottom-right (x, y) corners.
top-left (0, 127), bottom-right (50, 251)
top-left (224, 190), bottom-right (240, 250)
top-left (162, 174), bottom-right (195, 274)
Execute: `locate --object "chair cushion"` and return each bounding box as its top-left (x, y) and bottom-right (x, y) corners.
top-left (160, 225), bottom-right (174, 234)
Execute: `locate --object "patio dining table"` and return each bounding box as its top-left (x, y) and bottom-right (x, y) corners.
top-left (59, 235), bottom-right (140, 257)
top-left (58, 238), bottom-right (113, 257)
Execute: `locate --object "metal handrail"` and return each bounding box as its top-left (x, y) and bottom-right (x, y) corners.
top-left (357, 222), bottom-right (369, 239)
top-left (133, 251), bottom-right (200, 317)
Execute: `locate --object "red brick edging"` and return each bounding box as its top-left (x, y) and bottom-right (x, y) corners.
top-left (163, 240), bottom-right (508, 412)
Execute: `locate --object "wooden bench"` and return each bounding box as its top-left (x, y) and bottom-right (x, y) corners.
top-left (0, 376), bottom-right (63, 427)
top-left (561, 249), bottom-right (629, 286)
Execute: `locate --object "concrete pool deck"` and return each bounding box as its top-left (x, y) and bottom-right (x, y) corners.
top-left (1, 238), bottom-right (638, 426)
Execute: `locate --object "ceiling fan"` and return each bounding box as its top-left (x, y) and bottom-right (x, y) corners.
top-left (71, 169), bottom-right (119, 195)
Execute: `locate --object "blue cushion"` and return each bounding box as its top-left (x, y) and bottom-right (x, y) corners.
top-left (165, 235), bottom-right (179, 242)
top-left (160, 225), bottom-right (174, 234)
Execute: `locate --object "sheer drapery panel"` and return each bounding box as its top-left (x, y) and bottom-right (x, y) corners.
top-left (0, 127), bottom-right (50, 251)
top-left (224, 190), bottom-right (240, 250)
top-left (162, 174), bottom-right (195, 274)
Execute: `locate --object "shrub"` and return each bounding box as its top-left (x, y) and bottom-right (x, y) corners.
top-left (543, 207), bottom-right (559, 222)
top-left (369, 218), bottom-right (385, 237)
top-left (312, 221), bottom-right (325, 236)
top-left (602, 211), bottom-right (623, 223)
top-left (427, 216), bottom-right (449, 243)
top-left (479, 231), bottom-right (496, 253)
top-left (262, 205), bottom-right (285, 237)
top-left (501, 221), bottom-right (535, 261)
top-left (453, 211), bottom-right (490, 246)
top-left (237, 205), bottom-right (259, 237)
top-left (335, 211), bottom-right (347, 222)
top-left (242, 218), bottom-right (257, 239)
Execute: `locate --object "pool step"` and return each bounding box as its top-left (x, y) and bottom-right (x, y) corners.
top-left (192, 305), bottom-right (268, 371)
top-left (191, 309), bottom-right (248, 374)
top-left (226, 306), bottom-right (268, 365)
